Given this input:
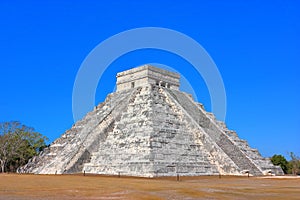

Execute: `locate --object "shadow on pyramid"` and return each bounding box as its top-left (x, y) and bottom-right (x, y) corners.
top-left (18, 65), bottom-right (283, 177)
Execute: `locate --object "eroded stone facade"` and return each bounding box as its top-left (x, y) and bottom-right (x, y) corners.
top-left (116, 65), bottom-right (180, 91)
top-left (18, 65), bottom-right (283, 176)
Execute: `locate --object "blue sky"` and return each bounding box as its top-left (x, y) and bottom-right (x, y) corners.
top-left (0, 0), bottom-right (299, 158)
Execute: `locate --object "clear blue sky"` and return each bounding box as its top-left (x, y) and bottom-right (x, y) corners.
top-left (0, 0), bottom-right (299, 158)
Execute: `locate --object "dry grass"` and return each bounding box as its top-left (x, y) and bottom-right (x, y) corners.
top-left (0, 174), bottom-right (299, 200)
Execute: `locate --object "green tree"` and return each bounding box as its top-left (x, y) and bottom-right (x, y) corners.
top-left (270, 154), bottom-right (289, 174)
top-left (0, 121), bottom-right (48, 172)
top-left (288, 152), bottom-right (300, 175)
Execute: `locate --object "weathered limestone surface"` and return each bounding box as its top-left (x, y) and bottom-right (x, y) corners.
top-left (18, 65), bottom-right (283, 176)
top-left (19, 90), bottom-right (134, 174)
top-left (116, 65), bottom-right (180, 91)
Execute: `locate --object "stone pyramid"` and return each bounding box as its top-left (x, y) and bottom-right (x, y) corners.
top-left (19, 65), bottom-right (283, 177)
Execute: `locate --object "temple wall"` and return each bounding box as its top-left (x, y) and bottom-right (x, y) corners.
top-left (116, 65), bottom-right (180, 91)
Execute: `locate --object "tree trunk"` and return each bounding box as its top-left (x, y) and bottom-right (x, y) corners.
top-left (0, 160), bottom-right (5, 173)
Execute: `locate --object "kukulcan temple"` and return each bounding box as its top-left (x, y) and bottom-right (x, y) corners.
top-left (18, 65), bottom-right (283, 177)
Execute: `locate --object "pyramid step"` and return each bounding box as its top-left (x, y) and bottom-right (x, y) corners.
top-left (166, 89), bottom-right (263, 175)
top-left (18, 65), bottom-right (282, 176)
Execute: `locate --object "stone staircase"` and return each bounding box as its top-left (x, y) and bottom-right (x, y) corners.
top-left (18, 65), bottom-right (284, 177)
top-left (83, 85), bottom-right (220, 177)
top-left (150, 86), bottom-right (219, 176)
top-left (166, 89), bottom-right (263, 175)
top-left (18, 89), bottom-right (134, 174)
top-left (18, 85), bottom-right (283, 176)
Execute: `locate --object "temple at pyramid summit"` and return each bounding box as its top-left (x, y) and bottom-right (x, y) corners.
top-left (18, 65), bottom-right (283, 176)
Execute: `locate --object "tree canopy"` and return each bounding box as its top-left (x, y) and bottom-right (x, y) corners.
top-left (289, 152), bottom-right (300, 175)
top-left (270, 154), bottom-right (289, 174)
top-left (271, 153), bottom-right (300, 175)
top-left (0, 121), bottom-right (48, 172)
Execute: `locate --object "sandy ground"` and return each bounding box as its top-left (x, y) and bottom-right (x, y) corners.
top-left (0, 174), bottom-right (299, 200)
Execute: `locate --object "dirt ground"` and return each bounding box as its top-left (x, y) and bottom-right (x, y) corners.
top-left (0, 174), bottom-right (299, 200)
